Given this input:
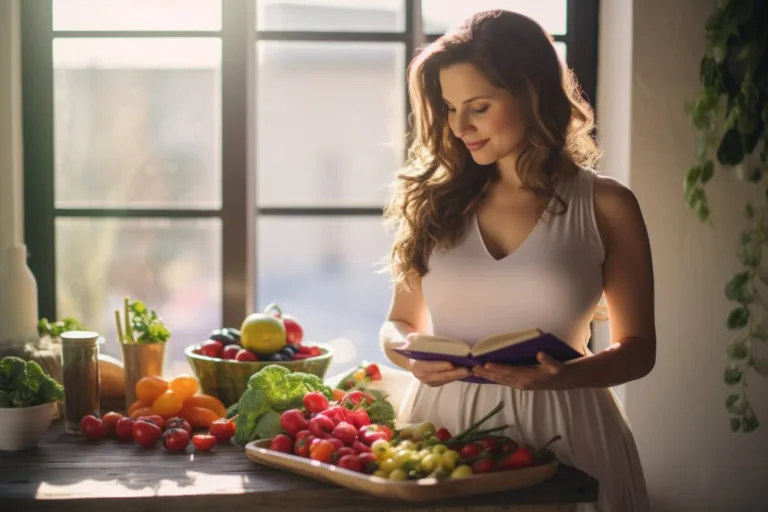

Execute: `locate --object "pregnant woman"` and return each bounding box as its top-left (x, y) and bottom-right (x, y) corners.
top-left (379, 9), bottom-right (653, 512)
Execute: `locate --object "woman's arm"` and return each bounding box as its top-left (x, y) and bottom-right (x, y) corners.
top-left (474, 175), bottom-right (657, 389)
top-left (379, 273), bottom-right (432, 371)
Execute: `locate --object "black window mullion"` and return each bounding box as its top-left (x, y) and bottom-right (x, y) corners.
top-left (221, 0), bottom-right (256, 327)
top-left (566, 0), bottom-right (600, 110)
top-left (21, 0), bottom-right (56, 321)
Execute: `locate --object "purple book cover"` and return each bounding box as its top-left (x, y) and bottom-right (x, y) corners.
top-left (393, 332), bottom-right (582, 384)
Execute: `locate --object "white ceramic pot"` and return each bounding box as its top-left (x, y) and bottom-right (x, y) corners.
top-left (0, 402), bottom-right (55, 451)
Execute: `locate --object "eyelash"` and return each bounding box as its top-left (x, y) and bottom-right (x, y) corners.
top-left (447, 105), bottom-right (489, 115)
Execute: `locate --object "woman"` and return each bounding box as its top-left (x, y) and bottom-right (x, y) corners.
top-left (379, 9), bottom-right (653, 512)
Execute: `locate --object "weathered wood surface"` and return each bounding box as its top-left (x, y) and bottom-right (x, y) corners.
top-left (0, 422), bottom-right (598, 512)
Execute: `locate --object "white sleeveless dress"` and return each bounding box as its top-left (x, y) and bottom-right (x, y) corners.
top-left (399, 168), bottom-right (651, 511)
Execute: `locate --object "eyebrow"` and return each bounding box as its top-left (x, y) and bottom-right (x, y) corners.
top-left (443, 95), bottom-right (492, 105)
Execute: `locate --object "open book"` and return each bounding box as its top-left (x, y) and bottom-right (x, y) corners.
top-left (392, 329), bottom-right (583, 384)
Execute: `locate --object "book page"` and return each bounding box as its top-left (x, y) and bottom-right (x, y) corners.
top-left (406, 334), bottom-right (471, 357)
top-left (470, 328), bottom-right (542, 356)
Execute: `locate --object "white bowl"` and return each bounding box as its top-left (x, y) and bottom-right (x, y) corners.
top-left (0, 402), bottom-right (55, 451)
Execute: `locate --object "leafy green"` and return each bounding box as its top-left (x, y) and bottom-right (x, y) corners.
top-left (38, 317), bottom-right (86, 338)
top-left (233, 365), bottom-right (332, 445)
top-left (365, 397), bottom-right (396, 427)
top-left (128, 300), bottom-right (171, 343)
top-left (0, 357), bottom-right (64, 408)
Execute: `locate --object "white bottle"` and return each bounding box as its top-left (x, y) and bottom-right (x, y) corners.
top-left (0, 244), bottom-right (39, 348)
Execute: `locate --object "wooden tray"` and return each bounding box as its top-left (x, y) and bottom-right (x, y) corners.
top-left (245, 439), bottom-right (559, 503)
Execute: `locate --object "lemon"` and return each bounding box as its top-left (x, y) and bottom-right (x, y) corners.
top-left (240, 313), bottom-right (286, 354)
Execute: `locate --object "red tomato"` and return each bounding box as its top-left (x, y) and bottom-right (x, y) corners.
top-left (163, 427), bottom-right (191, 452)
top-left (308, 414), bottom-right (335, 439)
top-left (115, 417), bottom-right (135, 441)
top-left (294, 433), bottom-right (314, 457)
top-left (137, 414), bottom-right (165, 430)
top-left (235, 349), bottom-right (258, 361)
top-left (209, 418), bottom-right (236, 443)
top-left (279, 409), bottom-right (309, 437)
top-left (165, 417), bottom-right (192, 435)
top-left (331, 421), bottom-right (358, 445)
top-left (335, 446), bottom-right (357, 459)
top-left (357, 452), bottom-right (378, 473)
top-left (80, 415), bottom-right (107, 441)
top-left (192, 434), bottom-right (216, 452)
top-left (337, 454), bottom-right (363, 472)
top-left (102, 412), bottom-right (123, 436)
top-left (322, 405), bottom-right (348, 424)
top-left (199, 340), bottom-right (224, 358)
top-left (345, 409), bottom-right (370, 429)
top-left (303, 392), bottom-right (329, 414)
top-left (435, 427), bottom-right (452, 442)
top-left (479, 436), bottom-right (501, 454)
top-left (269, 434), bottom-right (294, 454)
top-left (472, 457), bottom-right (496, 474)
top-left (459, 443), bottom-right (481, 459)
top-left (132, 419), bottom-right (162, 448)
top-left (341, 390), bottom-right (374, 407)
top-left (499, 437), bottom-right (519, 454)
top-left (351, 440), bottom-right (371, 453)
top-left (221, 344), bottom-right (241, 360)
top-left (309, 439), bottom-right (335, 463)
top-left (282, 315), bottom-right (304, 345)
top-left (499, 447), bottom-right (535, 469)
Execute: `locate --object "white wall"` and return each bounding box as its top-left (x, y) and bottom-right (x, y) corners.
top-left (598, 0), bottom-right (768, 510)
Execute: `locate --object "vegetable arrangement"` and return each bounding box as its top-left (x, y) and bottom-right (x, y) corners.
top-left (265, 397), bottom-right (559, 480)
top-left (0, 356), bottom-right (64, 408)
top-left (115, 297), bottom-right (170, 344)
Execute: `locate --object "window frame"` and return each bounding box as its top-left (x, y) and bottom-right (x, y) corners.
top-left (21, 0), bottom-right (599, 330)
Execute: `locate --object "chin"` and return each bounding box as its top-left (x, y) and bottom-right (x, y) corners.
top-left (468, 150), bottom-right (498, 166)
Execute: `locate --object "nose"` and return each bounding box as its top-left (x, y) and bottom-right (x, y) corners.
top-left (450, 110), bottom-right (475, 139)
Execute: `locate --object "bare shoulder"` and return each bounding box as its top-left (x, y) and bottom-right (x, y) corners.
top-left (591, 173), bottom-right (649, 251)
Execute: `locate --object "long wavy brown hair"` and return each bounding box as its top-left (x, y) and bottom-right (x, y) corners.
top-left (383, 9), bottom-right (599, 287)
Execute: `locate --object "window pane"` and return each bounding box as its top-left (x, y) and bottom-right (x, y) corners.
top-left (56, 218), bottom-right (222, 377)
top-left (257, 0), bottom-right (405, 32)
top-left (53, 38), bottom-right (221, 209)
top-left (53, 0), bottom-right (222, 31)
top-left (256, 42), bottom-right (405, 207)
top-left (556, 42), bottom-right (567, 62)
top-left (257, 217), bottom-right (393, 376)
top-left (422, 0), bottom-right (567, 35)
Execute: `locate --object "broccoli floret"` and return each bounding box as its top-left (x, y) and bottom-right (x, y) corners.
top-left (8, 387), bottom-right (37, 408)
top-left (237, 388), bottom-right (269, 418)
top-left (254, 410), bottom-right (282, 440)
top-left (234, 412), bottom-right (260, 445)
top-left (268, 372), bottom-right (331, 410)
top-left (0, 390), bottom-right (10, 407)
top-left (36, 374), bottom-right (64, 404)
top-left (247, 365), bottom-right (290, 393)
top-left (24, 360), bottom-right (44, 394)
top-left (0, 357), bottom-right (28, 390)
top-left (366, 397), bottom-right (396, 426)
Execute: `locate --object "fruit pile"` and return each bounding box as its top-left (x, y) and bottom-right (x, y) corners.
top-left (79, 411), bottom-right (236, 453)
top-left (267, 399), bottom-right (560, 480)
top-left (127, 374), bottom-right (227, 429)
top-left (192, 304), bottom-right (325, 363)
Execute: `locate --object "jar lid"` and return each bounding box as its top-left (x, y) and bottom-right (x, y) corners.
top-left (60, 330), bottom-right (103, 345)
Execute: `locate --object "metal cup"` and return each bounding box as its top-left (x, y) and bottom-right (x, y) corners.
top-left (120, 342), bottom-right (166, 411)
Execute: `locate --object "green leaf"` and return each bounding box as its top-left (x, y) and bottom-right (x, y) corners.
top-left (743, 415), bottom-right (760, 433)
top-left (700, 160), bottom-right (715, 183)
top-left (697, 201), bottom-right (711, 222)
top-left (744, 203), bottom-right (755, 219)
top-left (718, 128), bottom-right (745, 166)
top-left (686, 165), bottom-right (702, 187)
top-left (724, 364), bottom-right (743, 385)
top-left (727, 307), bottom-right (750, 329)
top-left (725, 272), bottom-right (750, 300)
top-left (725, 393), bottom-right (741, 412)
top-left (730, 417), bottom-right (742, 432)
top-left (726, 338), bottom-right (749, 359)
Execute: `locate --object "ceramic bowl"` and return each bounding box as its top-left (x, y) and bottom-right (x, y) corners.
top-left (0, 402), bottom-right (55, 451)
top-left (185, 341), bottom-right (334, 407)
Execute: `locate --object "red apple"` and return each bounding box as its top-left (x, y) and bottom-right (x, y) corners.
top-left (235, 348), bottom-right (258, 362)
top-left (221, 344), bottom-right (241, 360)
top-left (282, 315), bottom-right (304, 346)
top-left (199, 339), bottom-right (224, 358)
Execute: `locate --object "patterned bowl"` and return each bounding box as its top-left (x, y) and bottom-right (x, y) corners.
top-left (184, 342), bottom-right (334, 407)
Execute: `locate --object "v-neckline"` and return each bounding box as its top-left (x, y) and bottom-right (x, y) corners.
top-left (472, 189), bottom-right (558, 263)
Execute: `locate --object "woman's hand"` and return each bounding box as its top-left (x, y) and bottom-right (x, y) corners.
top-left (405, 333), bottom-right (470, 387)
top-left (471, 352), bottom-right (567, 390)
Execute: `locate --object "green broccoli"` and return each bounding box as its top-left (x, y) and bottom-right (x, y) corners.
top-left (254, 410), bottom-right (282, 440)
top-left (234, 411), bottom-right (260, 445)
top-left (0, 356), bottom-right (64, 408)
top-left (247, 365), bottom-right (290, 395)
top-left (366, 397), bottom-right (396, 427)
top-left (268, 372), bottom-right (331, 410)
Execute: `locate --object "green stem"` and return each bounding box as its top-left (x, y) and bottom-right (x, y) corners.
top-left (455, 401), bottom-right (505, 441)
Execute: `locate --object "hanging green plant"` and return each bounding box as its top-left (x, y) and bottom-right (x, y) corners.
top-left (684, 0), bottom-right (767, 433)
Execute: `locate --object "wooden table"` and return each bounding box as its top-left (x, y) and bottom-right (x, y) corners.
top-left (0, 422), bottom-right (598, 512)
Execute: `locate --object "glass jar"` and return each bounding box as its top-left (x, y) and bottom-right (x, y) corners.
top-left (60, 330), bottom-right (102, 435)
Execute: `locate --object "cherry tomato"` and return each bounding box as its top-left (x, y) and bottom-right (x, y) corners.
top-left (132, 419), bottom-right (162, 448)
top-left (163, 427), bottom-right (191, 452)
top-left (221, 344), bottom-right (241, 360)
top-left (115, 417), bottom-right (136, 441)
top-left (459, 443), bottom-right (481, 459)
top-left (322, 405), bottom-right (348, 424)
top-left (351, 440), bottom-right (371, 454)
top-left (303, 392), bottom-right (329, 414)
top-left (479, 436), bottom-right (501, 454)
top-left (209, 418), bottom-right (236, 443)
top-left (80, 415), bottom-right (107, 441)
top-left (435, 427), bottom-right (452, 442)
top-left (341, 390), bottom-right (374, 408)
top-left (269, 434), bottom-right (294, 454)
top-left (279, 409), bottom-right (309, 437)
top-left (331, 421), bottom-right (358, 445)
top-left (137, 414), bottom-right (165, 430)
top-left (199, 340), bottom-right (224, 358)
top-left (308, 414), bottom-right (335, 439)
top-left (309, 439), bottom-right (335, 463)
top-left (357, 452), bottom-right (379, 474)
top-left (472, 457), bottom-right (496, 474)
top-left (345, 409), bottom-right (370, 429)
top-left (165, 417), bottom-right (192, 435)
top-left (235, 349), bottom-right (258, 361)
top-left (337, 454), bottom-right (363, 472)
top-left (499, 447), bottom-right (535, 469)
top-left (101, 412), bottom-right (123, 436)
top-left (335, 446), bottom-right (357, 459)
top-left (364, 363), bottom-right (381, 381)
top-left (192, 434), bottom-right (216, 452)
top-left (294, 433), bottom-right (314, 457)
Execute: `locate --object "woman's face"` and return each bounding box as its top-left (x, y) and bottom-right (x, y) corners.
top-left (439, 62), bottom-right (525, 166)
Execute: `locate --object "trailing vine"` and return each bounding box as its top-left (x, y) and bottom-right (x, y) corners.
top-left (684, 0), bottom-right (767, 433)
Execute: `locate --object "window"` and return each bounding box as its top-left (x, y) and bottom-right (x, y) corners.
top-left (22, 0), bottom-right (598, 377)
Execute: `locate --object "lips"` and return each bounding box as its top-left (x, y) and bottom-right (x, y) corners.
top-left (464, 139), bottom-right (489, 151)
